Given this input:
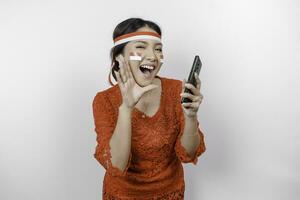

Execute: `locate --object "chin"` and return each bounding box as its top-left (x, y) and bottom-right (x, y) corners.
top-left (134, 71), bottom-right (157, 86)
top-left (136, 78), bottom-right (154, 87)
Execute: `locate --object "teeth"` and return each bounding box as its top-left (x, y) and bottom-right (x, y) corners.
top-left (140, 65), bottom-right (154, 70)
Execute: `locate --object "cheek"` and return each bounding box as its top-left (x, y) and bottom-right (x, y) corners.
top-left (129, 52), bottom-right (142, 61)
top-left (159, 54), bottom-right (164, 64)
top-left (129, 51), bottom-right (164, 64)
top-left (128, 52), bottom-right (142, 72)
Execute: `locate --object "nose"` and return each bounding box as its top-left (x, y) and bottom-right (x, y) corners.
top-left (144, 48), bottom-right (157, 63)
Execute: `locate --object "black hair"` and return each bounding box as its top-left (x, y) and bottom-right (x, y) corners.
top-left (108, 18), bottom-right (162, 86)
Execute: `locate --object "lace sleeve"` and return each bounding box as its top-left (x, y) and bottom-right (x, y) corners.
top-left (174, 80), bottom-right (206, 165)
top-left (92, 92), bottom-right (132, 177)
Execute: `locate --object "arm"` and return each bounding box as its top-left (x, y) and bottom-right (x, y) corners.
top-left (180, 115), bottom-right (201, 158)
top-left (174, 80), bottom-right (206, 165)
top-left (92, 92), bottom-right (133, 177)
top-left (109, 103), bottom-right (133, 172)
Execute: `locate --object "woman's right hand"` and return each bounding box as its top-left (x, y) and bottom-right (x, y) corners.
top-left (115, 55), bottom-right (158, 109)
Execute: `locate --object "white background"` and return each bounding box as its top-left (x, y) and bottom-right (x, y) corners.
top-left (0, 0), bottom-right (299, 199)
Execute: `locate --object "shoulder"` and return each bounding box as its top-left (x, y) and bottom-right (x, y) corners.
top-left (93, 84), bottom-right (121, 109)
top-left (161, 76), bottom-right (182, 95)
top-left (159, 76), bottom-right (183, 106)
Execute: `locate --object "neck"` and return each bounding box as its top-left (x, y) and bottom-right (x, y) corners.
top-left (139, 77), bottom-right (160, 103)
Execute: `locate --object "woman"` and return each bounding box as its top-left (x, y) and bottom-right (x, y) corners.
top-left (92, 18), bottom-right (206, 199)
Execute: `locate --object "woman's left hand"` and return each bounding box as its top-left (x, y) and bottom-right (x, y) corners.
top-left (180, 72), bottom-right (204, 118)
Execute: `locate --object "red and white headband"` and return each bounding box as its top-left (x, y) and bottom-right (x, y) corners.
top-left (113, 31), bottom-right (161, 47)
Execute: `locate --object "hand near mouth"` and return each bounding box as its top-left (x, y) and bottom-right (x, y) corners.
top-left (115, 55), bottom-right (158, 108)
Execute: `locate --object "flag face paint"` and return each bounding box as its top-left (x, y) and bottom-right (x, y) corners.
top-left (129, 52), bottom-right (163, 63)
top-left (160, 55), bottom-right (164, 63)
top-left (129, 52), bottom-right (142, 61)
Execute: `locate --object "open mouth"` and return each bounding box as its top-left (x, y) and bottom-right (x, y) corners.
top-left (139, 64), bottom-right (155, 76)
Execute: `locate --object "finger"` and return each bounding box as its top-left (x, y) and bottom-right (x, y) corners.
top-left (127, 61), bottom-right (135, 83)
top-left (181, 79), bottom-right (185, 94)
top-left (185, 83), bottom-right (200, 95)
top-left (120, 55), bottom-right (129, 82)
top-left (195, 96), bottom-right (203, 102)
top-left (118, 60), bottom-right (126, 83)
top-left (191, 93), bottom-right (204, 102)
top-left (120, 54), bottom-right (127, 67)
top-left (116, 55), bottom-right (126, 82)
top-left (181, 102), bottom-right (194, 109)
top-left (122, 61), bottom-right (128, 83)
top-left (182, 102), bottom-right (199, 109)
top-left (180, 92), bottom-right (198, 102)
top-left (116, 56), bottom-right (123, 68)
top-left (199, 93), bottom-right (204, 99)
top-left (125, 57), bottom-right (132, 80)
top-left (128, 64), bottom-right (134, 80)
top-left (127, 64), bottom-right (133, 80)
top-left (125, 61), bottom-right (130, 82)
top-left (115, 71), bottom-right (123, 88)
top-left (194, 72), bottom-right (201, 90)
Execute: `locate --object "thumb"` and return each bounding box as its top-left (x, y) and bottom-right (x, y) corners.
top-left (181, 79), bottom-right (185, 93)
top-left (142, 84), bottom-right (159, 93)
top-left (116, 55), bottom-right (123, 68)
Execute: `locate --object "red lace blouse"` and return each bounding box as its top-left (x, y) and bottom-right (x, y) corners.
top-left (92, 75), bottom-right (206, 199)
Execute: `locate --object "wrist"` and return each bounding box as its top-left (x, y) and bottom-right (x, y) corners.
top-left (184, 113), bottom-right (198, 121)
top-left (119, 103), bottom-right (133, 113)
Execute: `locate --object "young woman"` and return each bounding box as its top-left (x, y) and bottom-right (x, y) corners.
top-left (92, 17), bottom-right (206, 199)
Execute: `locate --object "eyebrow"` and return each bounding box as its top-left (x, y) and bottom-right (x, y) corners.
top-left (134, 40), bottom-right (163, 46)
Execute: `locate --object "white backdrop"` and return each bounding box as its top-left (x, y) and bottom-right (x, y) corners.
top-left (0, 0), bottom-right (299, 199)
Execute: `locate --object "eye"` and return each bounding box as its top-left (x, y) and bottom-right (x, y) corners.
top-left (136, 46), bottom-right (145, 49)
top-left (156, 48), bottom-right (162, 52)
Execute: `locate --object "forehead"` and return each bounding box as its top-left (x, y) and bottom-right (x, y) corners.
top-left (132, 40), bottom-right (162, 46)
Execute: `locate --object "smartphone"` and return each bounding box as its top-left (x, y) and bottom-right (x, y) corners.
top-left (181, 55), bottom-right (202, 103)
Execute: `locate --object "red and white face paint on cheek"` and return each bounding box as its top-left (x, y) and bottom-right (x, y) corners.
top-left (129, 52), bottom-right (142, 61)
top-left (130, 52), bottom-right (164, 64)
top-left (160, 55), bottom-right (164, 64)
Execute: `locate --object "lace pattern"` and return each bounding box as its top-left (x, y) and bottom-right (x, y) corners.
top-left (173, 78), bottom-right (206, 165)
top-left (92, 76), bottom-right (206, 198)
top-left (103, 186), bottom-right (185, 200)
top-left (93, 92), bottom-right (132, 177)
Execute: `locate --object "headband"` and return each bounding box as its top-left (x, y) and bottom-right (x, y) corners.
top-left (113, 31), bottom-right (161, 47)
